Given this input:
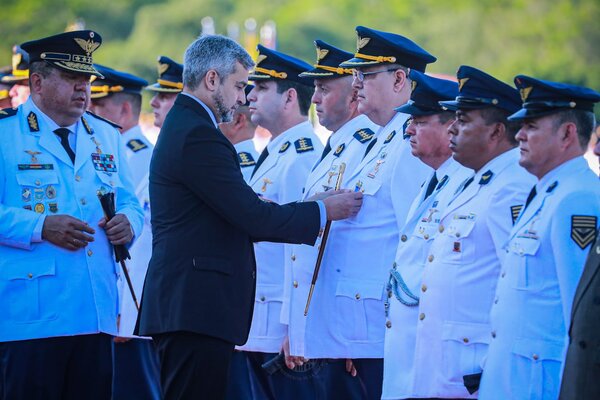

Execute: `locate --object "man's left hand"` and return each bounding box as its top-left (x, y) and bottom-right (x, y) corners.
top-left (98, 213), bottom-right (133, 245)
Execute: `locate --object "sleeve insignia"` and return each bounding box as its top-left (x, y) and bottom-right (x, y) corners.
top-left (510, 205), bottom-right (523, 225)
top-left (27, 111), bottom-right (39, 132)
top-left (127, 139), bottom-right (149, 152)
top-left (85, 110), bottom-right (122, 130)
top-left (571, 215), bottom-right (597, 249)
top-left (353, 128), bottom-right (375, 143)
top-left (334, 143), bottom-right (346, 157)
top-left (279, 141), bottom-right (291, 153)
top-left (294, 138), bottom-right (314, 153)
top-left (238, 151), bottom-right (256, 167)
top-left (81, 116), bottom-right (94, 135)
top-left (0, 107), bottom-right (17, 119)
top-left (384, 130), bottom-right (396, 144)
top-left (478, 170), bottom-right (494, 185)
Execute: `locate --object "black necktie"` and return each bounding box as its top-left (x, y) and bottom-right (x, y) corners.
top-left (363, 138), bottom-right (377, 159)
top-left (423, 172), bottom-right (438, 201)
top-left (524, 185), bottom-right (537, 209)
top-left (54, 128), bottom-right (75, 164)
top-left (251, 147), bottom-right (269, 179)
top-left (319, 137), bottom-right (332, 162)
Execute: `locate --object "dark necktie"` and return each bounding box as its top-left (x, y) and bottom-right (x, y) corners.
top-left (524, 185), bottom-right (537, 209)
top-left (251, 147), bottom-right (269, 179)
top-left (54, 128), bottom-right (75, 164)
top-left (319, 137), bottom-right (332, 162)
top-left (423, 172), bottom-right (438, 201)
top-left (363, 138), bottom-right (377, 159)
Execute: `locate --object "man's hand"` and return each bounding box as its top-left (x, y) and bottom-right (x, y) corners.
top-left (98, 213), bottom-right (133, 245)
top-left (305, 189), bottom-right (346, 202)
top-left (322, 191), bottom-right (363, 220)
top-left (345, 359), bottom-right (357, 377)
top-left (42, 214), bottom-right (95, 250)
top-left (282, 335), bottom-right (307, 370)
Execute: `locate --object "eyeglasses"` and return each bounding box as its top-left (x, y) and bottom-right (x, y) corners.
top-left (352, 68), bottom-right (399, 82)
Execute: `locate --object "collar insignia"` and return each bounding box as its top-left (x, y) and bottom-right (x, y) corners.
top-left (479, 170), bottom-right (494, 185)
top-left (81, 116), bottom-right (94, 135)
top-left (27, 111), bottom-right (39, 132)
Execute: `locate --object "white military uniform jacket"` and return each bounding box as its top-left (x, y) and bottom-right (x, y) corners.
top-left (409, 148), bottom-right (535, 398)
top-left (235, 139), bottom-right (259, 183)
top-left (282, 114), bottom-right (379, 357)
top-left (116, 125), bottom-right (154, 338)
top-left (0, 98), bottom-right (143, 342)
top-left (237, 120), bottom-right (322, 353)
top-left (303, 112), bottom-right (431, 359)
top-left (479, 156), bottom-right (600, 400)
top-left (382, 157), bottom-right (472, 399)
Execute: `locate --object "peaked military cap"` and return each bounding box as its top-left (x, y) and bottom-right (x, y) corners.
top-left (1, 45), bottom-right (29, 83)
top-left (439, 65), bottom-right (521, 113)
top-left (147, 56), bottom-right (183, 93)
top-left (299, 40), bottom-right (354, 78)
top-left (508, 75), bottom-right (600, 120)
top-left (249, 44), bottom-right (313, 86)
top-left (339, 26), bottom-right (436, 72)
top-left (20, 30), bottom-right (103, 77)
top-left (90, 64), bottom-right (148, 99)
top-left (395, 70), bottom-right (458, 116)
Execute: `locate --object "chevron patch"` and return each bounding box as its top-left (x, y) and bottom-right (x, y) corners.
top-left (510, 205), bottom-right (523, 225)
top-left (571, 215), bottom-right (597, 249)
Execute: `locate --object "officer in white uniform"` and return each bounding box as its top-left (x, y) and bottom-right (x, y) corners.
top-left (147, 55), bottom-right (183, 129)
top-left (226, 45), bottom-right (323, 400)
top-left (89, 64), bottom-right (160, 399)
top-left (381, 71), bottom-right (473, 399)
top-left (479, 78), bottom-right (600, 400)
top-left (278, 39), bottom-right (379, 397)
top-left (0, 30), bottom-right (143, 399)
top-left (301, 26), bottom-right (435, 399)
top-left (220, 84), bottom-right (259, 183)
top-left (405, 66), bottom-right (535, 399)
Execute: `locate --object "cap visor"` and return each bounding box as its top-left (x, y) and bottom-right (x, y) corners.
top-left (339, 57), bottom-right (381, 68)
top-left (298, 69), bottom-right (335, 78)
top-left (395, 103), bottom-right (441, 116)
top-left (145, 83), bottom-right (182, 93)
top-left (507, 108), bottom-right (557, 121)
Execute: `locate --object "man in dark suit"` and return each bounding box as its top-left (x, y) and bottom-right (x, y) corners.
top-left (135, 34), bottom-right (363, 400)
top-left (560, 130), bottom-right (600, 400)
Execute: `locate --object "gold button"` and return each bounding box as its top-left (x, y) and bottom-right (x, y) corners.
top-left (28, 273), bottom-right (33, 279)
top-left (35, 179), bottom-right (41, 186)
top-left (438, 225), bottom-right (444, 233)
top-left (463, 338), bottom-right (469, 343)
top-left (419, 313), bottom-right (425, 320)
top-left (75, 175), bottom-right (81, 182)
top-left (424, 234), bottom-right (429, 240)
top-left (291, 255), bottom-right (296, 261)
top-left (386, 320), bottom-right (392, 329)
top-left (421, 284), bottom-right (427, 292)
top-left (260, 296), bottom-right (266, 302)
top-left (428, 255), bottom-right (434, 262)
top-left (401, 234), bottom-right (407, 242)
top-left (293, 281), bottom-right (298, 288)
top-left (80, 198), bottom-right (86, 205)
top-left (355, 293), bottom-right (361, 300)
top-left (532, 354), bottom-right (539, 361)
top-left (491, 331), bottom-right (496, 338)
top-left (87, 249), bottom-right (93, 257)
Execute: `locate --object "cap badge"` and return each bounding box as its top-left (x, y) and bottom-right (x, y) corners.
top-left (520, 86), bottom-right (533, 102)
top-left (256, 54), bottom-right (267, 65)
top-left (158, 62), bottom-right (169, 76)
top-left (74, 37), bottom-right (101, 56)
top-left (316, 48), bottom-right (329, 62)
top-left (411, 80), bottom-right (418, 93)
top-left (357, 36), bottom-right (370, 51)
top-left (458, 77), bottom-right (470, 91)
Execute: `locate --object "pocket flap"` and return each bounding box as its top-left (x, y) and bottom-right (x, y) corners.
top-left (0, 257), bottom-right (56, 280)
top-left (255, 283), bottom-right (283, 302)
top-left (336, 279), bottom-right (384, 300)
top-left (192, 256), bottom-right (233, 276)
top-left (441, 321), bottom-right (491, 345)
top-left (512, 338), bottom-right (564, 361)
top-left (16, 170), bottom-right (59, 186)
top-left (446, 215), bottom-right (477, 238)
top-left (509, 237), bottom-right (540, 256)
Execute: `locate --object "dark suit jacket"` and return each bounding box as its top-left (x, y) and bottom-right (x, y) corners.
top-left (136, 94), bottom-right (320, 345)
top-left (560, 232), bottom-right (600, 399)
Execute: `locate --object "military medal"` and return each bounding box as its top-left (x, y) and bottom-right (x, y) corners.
top-left (34, 188), bottom-right (45, 201)
top-left (354, 180), bottom-right (364, 193)
top-left (22, 188), bottom-right (32, 202)
top-left (46, 185), bottom-right (57, 199)
top-left (91, 153), bottom-right (117, 173)
top-left (34, 203), bottom-right (45, 213)
top-left (91, 136), bottom-right (103, 153)
top-left (261, 178), bottom-right (272, 193)
top-left (25, 150), bottom-right (41, 163)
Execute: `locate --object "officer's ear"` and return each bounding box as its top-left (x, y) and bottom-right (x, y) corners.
top-left (392, 68), bottom-right (408, 93)
top-left (559, 121), bottom-right (579, 150)
top-left (29, 73), bottom-right (44, 95)
top-left (204, 70), bottom-right (220, 91)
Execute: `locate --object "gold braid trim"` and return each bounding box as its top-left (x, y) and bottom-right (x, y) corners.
top-left (254, 67), bottom-right (287, 79)
top-left (354, 53), bottom-right (396, 63)
top-left (91, 85), bottom-right (124, 94)
top-left (157, 79), bottom-right (183, 89)
top-left (314, 64), bottom-right (353, 75)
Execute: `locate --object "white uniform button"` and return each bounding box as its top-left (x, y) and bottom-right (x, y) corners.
top-left (424, 234), bottom-right (430, 240)
top-left (260, 296), bottom-right (266, 302)
top-left (532, 354), bottom-right (539, 361)
top-left (438, 225), bottom-right (444, 233)
top-left (463, 337), bottom-right (469, 343)
top-left (386, 321), bottom-right (392, 329)
top-left (355, 293), bottom-right (361, 300)
top-left (28, 273), bottom-right (33, 279)
top-left (421, 284), bottom-right (427, 292)
top-left (291, 255), bottom-right (296, 261)
top-left (401, 234), bottom-right (408, 242)
top-left (491, 331), bottom-right (497, 338)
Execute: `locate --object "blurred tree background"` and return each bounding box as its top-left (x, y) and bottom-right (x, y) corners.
top-left (2, 0), bottom-right (598, 111)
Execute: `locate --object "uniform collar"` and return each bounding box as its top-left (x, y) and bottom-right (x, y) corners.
top-left (473, 147), bottom-right (520, 181)
top-left (536, 156), bottom-right (588, 193)
top-left (180, 92), bottom-right (218, 128)
top-left (266, 120), bottom-right (312, 153)
top-left (26, 97), bottom-right (78, 133)
top-left (121, 124), bottom-right (143, 141)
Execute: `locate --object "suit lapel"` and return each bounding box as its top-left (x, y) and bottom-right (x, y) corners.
top-left (571, 234), bottom-right (600, 320)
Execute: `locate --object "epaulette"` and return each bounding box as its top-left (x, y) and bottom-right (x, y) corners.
top-left (294, 137), bottom-right (314, 153)
top-left (238, 151), bottom-right (256, 167)
top-left (353, 128), bottom-right (375, 143)
top-left (0, 107), bottom-right (17, 120)
top-left (127, 138), bottom-right (149, 153)
top-left (85, 110), bottom-right (122, 130)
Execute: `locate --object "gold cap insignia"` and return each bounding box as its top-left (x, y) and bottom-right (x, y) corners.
top-left (158, 62), bottom-right (169, 76)
top-left (12, 52), bottom-right (22, 70)
top-left (74, 37), bottom-right (101, 57)
top-left (316, 48), bottom-right (329, 62)
top-left (458, 77), bottom-right (470, 91)
top-left (411, 80), bottom-right (418, 93)
top-left (520, 86), bottom-right (533, 102)
top-left (256, 54), bottom-right (267, 65)
top-left (357, 36), bottom-right (370, 51)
